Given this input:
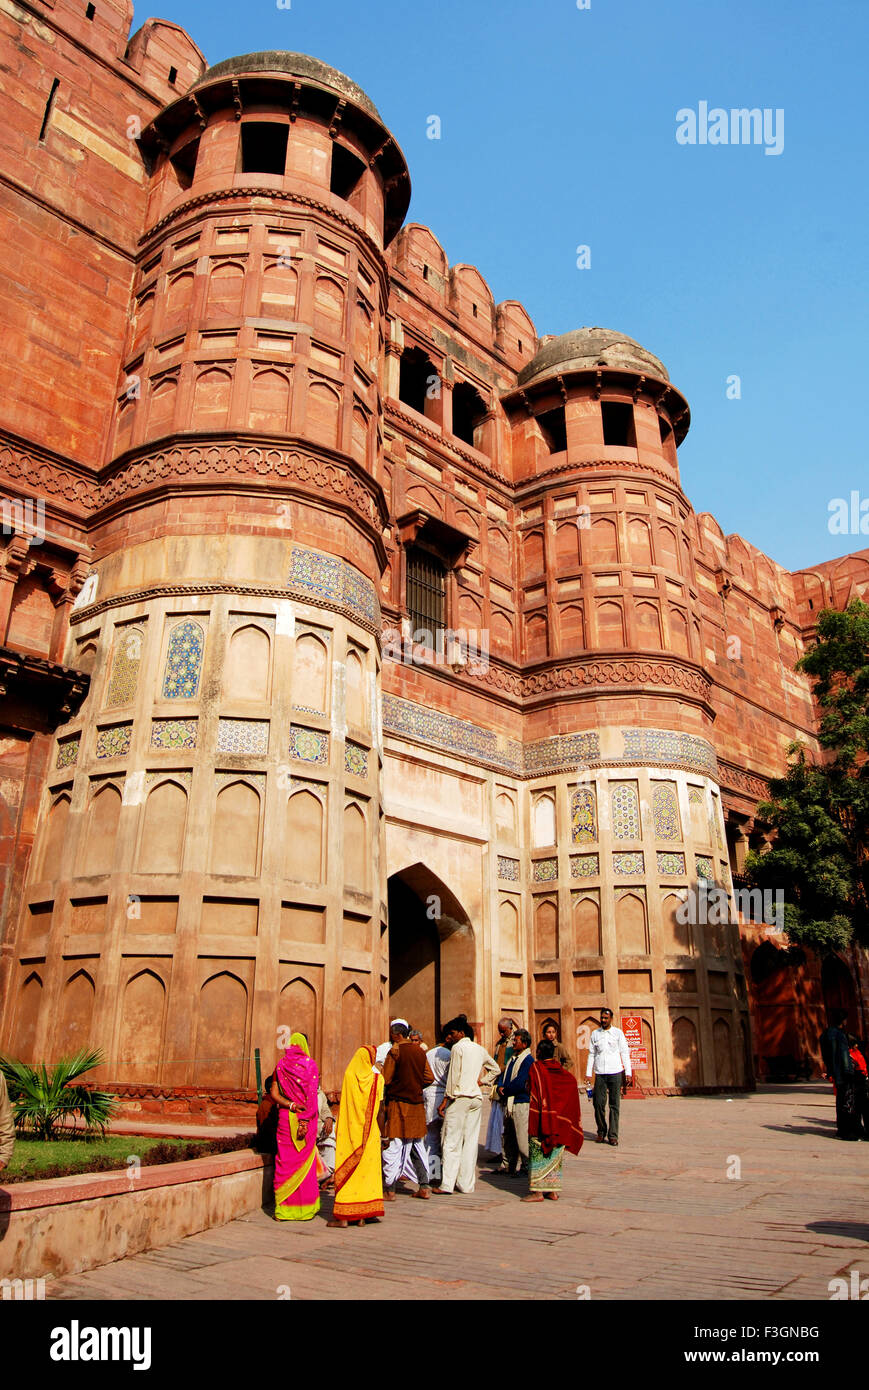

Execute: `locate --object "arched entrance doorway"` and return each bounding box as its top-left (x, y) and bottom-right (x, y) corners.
top-left (386, 865), bottom-right (475, 1044)
top-left (821, 953), bottom-right (858, 1029)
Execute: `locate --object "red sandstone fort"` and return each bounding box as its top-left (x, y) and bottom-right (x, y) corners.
top-left (0, 2), bottom-right (866, 1113)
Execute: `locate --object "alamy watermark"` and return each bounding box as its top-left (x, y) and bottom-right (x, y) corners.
top-left (676, 103), bottom-right (784, 156)
top-left (0, 494), bottom-right (45, 545)
top-left (827, 491), bottom-right (869, 536)
top-left (382, 625), bottom-right (490, 676)
top-left (677, 881), bottom-right (784, 930)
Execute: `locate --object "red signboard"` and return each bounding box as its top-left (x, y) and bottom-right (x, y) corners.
top-left (621, 1014), bottom-right (648, 1069)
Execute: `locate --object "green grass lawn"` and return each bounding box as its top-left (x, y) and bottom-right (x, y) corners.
top-left (5, 1134), bottom-right (212, 1183)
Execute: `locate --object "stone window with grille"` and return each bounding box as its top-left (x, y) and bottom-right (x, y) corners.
top-left (405, 546), bottom-right (446, 645)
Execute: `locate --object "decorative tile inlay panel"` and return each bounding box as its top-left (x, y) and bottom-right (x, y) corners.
top-left (217, 718), bottom-right (269, 754)
top-left (162, 620), bottom-right (205, 700)
top-left (345, 741), bottom-right (369, 777)
top-left (287, 546), bottom-right (379, 628)
top-left (613, 851), bottom-right (645, 875)
top-left (695, 855), bottom-right (715, 880)
top-left (532, 857), bottom-right (558, 882)
top-left (289, 726), bottom-right (330, 764)
top-left (95, 724), bottom-right (132, 759)
top-left (524, 731), bottom-right (600, 775)
top-left (571, 853), bottom-right (600, 878)
top-left (497, 856), bottom-right (519, 881)
top-left (610, 783), bottom-right (640, 839)
top-left (229, 613), bottom-right (275, 634)
top-left (383, 693), bottom-right (521, 773)
top-left (651, 782), bottom-right (681, 841)
top-left (621, 728), bottom-right (717, 776)
top-left (571, 786), bottom-right (597, 844)
top-left (106, 628), bottom-right (143, 706)
top-left (151, 718), bottom-right (197, 750)
top-left (657, 851), bottom-right (686, 875)
top-left (56, 736), bottom-right (80, 770)
top-left (687, 785), bottom-right (704, 805)
top-left (713, 803), bottom-right (724, 849)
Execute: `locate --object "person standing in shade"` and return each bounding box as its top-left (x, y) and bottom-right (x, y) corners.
top-left (433, 1015), bottom-right (499, 1195)
top-left (422, 1029), bottom-right (451, 1183)
top-left (820, 1009), bottom-right (860, 1140)
top-left (541, 1020), bottom-right (574, 1071)
top-left (381, 1020), bottom-right (435, 1198)
top-left (498, 1028), bottom-right (534, 1176)
top-left (586, 1007), bottom-right (632, 1146)
top-left (485, 1016), bottom-right (515, 1163)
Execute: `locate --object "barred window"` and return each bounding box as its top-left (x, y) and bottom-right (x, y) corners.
top-left (406, 546), bottom-right (446, 645)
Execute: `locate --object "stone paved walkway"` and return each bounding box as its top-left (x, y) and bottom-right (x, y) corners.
top-left (47, 1085), bottom-right (866, 1301)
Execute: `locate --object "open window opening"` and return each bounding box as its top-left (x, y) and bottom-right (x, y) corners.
top-left (601, 401), bottom-right (636, 447)
top-left (240, 122), bottom-right (289, 177)
top-left (399, 346), bottom-right (439, 418)
top-left (536, 406), bottom-right (567, 454)
top-left (330, 142), bottom-right (366, 200)
top-left (451, 382), bottom-right (487, 449)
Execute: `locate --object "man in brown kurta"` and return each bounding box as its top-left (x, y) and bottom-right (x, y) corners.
top-left (381, 1022), bottom-right (435, 1198)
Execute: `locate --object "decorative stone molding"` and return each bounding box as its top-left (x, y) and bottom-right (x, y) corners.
top-left (718, 760), bottom-right (770, 800)
top-left (0, 436), bottom-right (95, 509)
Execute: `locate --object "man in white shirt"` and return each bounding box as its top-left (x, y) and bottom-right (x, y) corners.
top-left (585, 1007), bottom-right (632, 1146)
top-left (432, 1014), bottom-right (499, 1194)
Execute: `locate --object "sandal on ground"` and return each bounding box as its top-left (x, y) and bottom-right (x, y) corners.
top-left (521, 1194), bottom-right (544, 1202)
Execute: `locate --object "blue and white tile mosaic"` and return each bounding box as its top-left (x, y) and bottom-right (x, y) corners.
top-left (695, 855), bottom-right (715, 880)
top-left (162, 620), bottom-right (205, 700)
top-left (56, 736), bottom-right (80, 770)
top-left (151, 718), bottom-right (197, 750)
top-left (611, 783), bottom-right (640, 839)
top-left (345, 741), bottom-right (369, 777)
top-left (657, 851), bottom-right (686, 875)
top-left (651, 782), bottom-right (681, 841)
top-left (217, 719), bottom-right (269, 755)
top-left (287, 546), bottom-right (379, 629)
top-left (95, 724), bottom-right (132, 759)
top-left (532, 858), bottom-right (558, 882)
top-left (497, 856), bottom-right (519, 881)
top-left (570, 853), bottom-right (600, 878)
top-left (621, 728), bottom-right (717, 776)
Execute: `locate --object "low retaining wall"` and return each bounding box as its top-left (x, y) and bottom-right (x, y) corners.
top-left (0, 1148), bottom-right (274, 1282)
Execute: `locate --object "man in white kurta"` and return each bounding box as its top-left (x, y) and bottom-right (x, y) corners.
top-left (433, 1017), bottom-right (499, 1194)
top-left (586, 1007), bottom-right (632, 1146)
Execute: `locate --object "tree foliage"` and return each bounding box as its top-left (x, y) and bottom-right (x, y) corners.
top-left (745, 598), bottom-right (869, 952)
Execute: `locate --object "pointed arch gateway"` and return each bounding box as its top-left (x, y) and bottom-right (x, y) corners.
top-left (386, 864), bottom-right (476, 1045)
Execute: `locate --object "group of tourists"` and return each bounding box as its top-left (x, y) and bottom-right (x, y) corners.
top-left (819, 1009), bottom-right (869, 1141)
top-left (260, 1007), bottom-right (635, 1226)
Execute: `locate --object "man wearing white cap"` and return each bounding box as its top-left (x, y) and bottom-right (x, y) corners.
top-left (375, 1018), bottom-right (409, 1069)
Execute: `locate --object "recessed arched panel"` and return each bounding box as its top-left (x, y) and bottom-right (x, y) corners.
top-left (343, 802), bottom-right (368, 890)
top-left (635, 601), bottom-right (662, 648)
top-left (669, 606), bottom-right (690, 656)
top-left (117, 969), bottom-right (166, 1082)
top-left (285, 790), bottom-right (324, 882)
top-left (533, 795), bottom-right (556, 847)
top-left (57, 968), bottom-right (95, 1054)
top-left (597, 601), bottom-right (624, 646)
top-left (138, 780), bottom-right (187, 874)
top-left (162, 620), bottom-right (204, 700)
top-left (574, 895), bottom-right (601, 955)
top-left (192, 368), bottom-right (232, 430)
top-left (351, 406), bottom-right (368, 463)
top-left (211, 781), bottom-right (260, 876)
top-left (165, 270), bottom-right (193, 323)
top-left (293, 633), bottom-right (329, 713)
top-left (628, 517), bottom-right (653, 565)
top-left (616, 891), bottom-right (647, 955)
top-left (106, 628), bottom-right (143, 706)
top-left (149, 376), bottom-right (177, 437)
top-left (495, 792), bottom-right (517, 841)
top-left (15, 970), bottom-right (43, 1063)
top-left (589, 517), bottom-right (619, 564)
top-left (534, 898), bottom-right (558, 958)
top-left (560, 604), bottom-right (584, 648)
top-left (261, 260), bottom-right (297, 318)
top-left (313, 275), bottom-right (344, 334)
top-left (555, 521), bottom-right (580, 570)
top-left (249, 369), bottom-right (290, 433)
top-left (306, 380), bottom-right (340, 447)
top-left (345, 648), bottom-right (366, 730)
top-left (41, 794), bottom-right (70, 879)
top-left (522, 530), bottom-right (544, 579)
top-left (499, 898), bottom-right (520, 958)
top-left (80, 784), bottom-right (122, 876)
top-left (279, 976), bottom-right (317, 1060)
top-left (661, 892), bottom-right (692, 954)
top-left (340, 982), bottom-right (365, 1069)
top-left (658, 524), bottom-right (680, 571)
top-left (206, 261), bottom-right (244, 318)
top-left (491, 610), bottom-right (513, 656)
top-left (226, 624), bottom-right (270, 703)
top-left (713, 1017), bottom-right (733, 1085)
top-left (194, 971), bottom-right (247, 1086)
top-left (525, 613), bottom-right (547, 662)
top-left (671, 1014), bottom-right (701, 1087)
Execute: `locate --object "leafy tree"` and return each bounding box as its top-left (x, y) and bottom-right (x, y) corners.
top-left (0, 1048), bottom-right (119, 1141)
top-left (745, 598), bottom-right (869, 952)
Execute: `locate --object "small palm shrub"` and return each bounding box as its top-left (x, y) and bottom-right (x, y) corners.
top-left (0, 1048), bottom-right (119, 1140)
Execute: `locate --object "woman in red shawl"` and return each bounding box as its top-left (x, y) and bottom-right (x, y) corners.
top-left (522, 1038), bottom-right (583, 1201)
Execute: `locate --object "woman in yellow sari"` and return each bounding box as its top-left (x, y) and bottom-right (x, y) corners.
top-left (328, 1044), bottom-right (384, 1227)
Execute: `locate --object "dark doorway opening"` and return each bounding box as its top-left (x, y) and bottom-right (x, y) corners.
top-left (386, 865), bottom-right (475, 1046)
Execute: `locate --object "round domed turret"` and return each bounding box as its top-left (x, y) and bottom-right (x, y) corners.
top-left (518, 327), bottom-right (669, 389)
top-left (192, 51), bottom-right (381, 120)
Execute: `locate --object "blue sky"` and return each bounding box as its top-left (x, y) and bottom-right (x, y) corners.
top-left (153, 0), bottom-right (868, 572)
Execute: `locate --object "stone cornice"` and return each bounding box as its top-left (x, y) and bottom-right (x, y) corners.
top-left (514, 459), bottom-right (691, 509)
top-left (0, 648), bottom-right (90, 732)
top-left (717, 759), bottom-right (770, 801)
top-left (384, 400), bottom-right (510, 494)
top-left (0, 431), bottom-right (97, 513)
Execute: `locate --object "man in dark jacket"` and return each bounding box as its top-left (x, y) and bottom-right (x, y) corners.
top-left (498, 1028), bottom-right (533, 1177)
top-left (820, 1009), bottom-right (860, 1140)
top-left (381, 1021), bottom-right (435, 1197)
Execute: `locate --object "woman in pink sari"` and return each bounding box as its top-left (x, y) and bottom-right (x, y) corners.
top-left (271, 1032), bottom-right (321, 1221)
